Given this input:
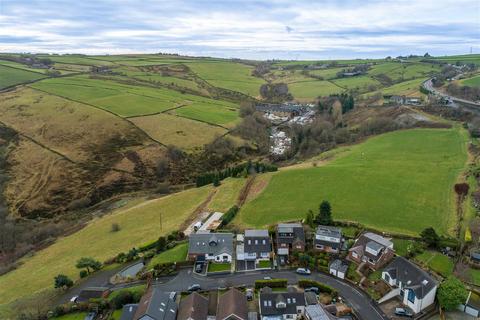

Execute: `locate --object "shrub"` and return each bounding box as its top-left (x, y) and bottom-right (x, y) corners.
top-left (79, 270), bottom-right (88, 278)
top-left (255, 279), bottom-right (288, 289)
top-left (298, 279), bottom-right (337, 296)
top-left (111, 223), bottom-right (120, 232)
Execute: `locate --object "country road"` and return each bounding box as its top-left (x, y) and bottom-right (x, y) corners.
top-left (57, 268), bottom-right (389, 320)
top-left (422, 78), bottom-right (480, 108)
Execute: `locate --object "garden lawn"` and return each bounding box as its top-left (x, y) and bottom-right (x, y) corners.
top-left (238, 128), bottom-right (468, 236)
top-left (0, 186), bottom-right (212, 306)
top-left (51, 313), bottom-right (88, 320)
top-left (391, 238), bottom-right (414, 257)
top-left (147, 243), bottom-right (188, 268)
top-left (257, 260), bottom-right (271, 268)
top-left (110, 310), bottom-right (123, 320)
top-left (0, 65), bottom-right (46, 89)
top-left (415, 251), bottom-right (454, 277)
top-left (208, 262), bottom-right (231, 272)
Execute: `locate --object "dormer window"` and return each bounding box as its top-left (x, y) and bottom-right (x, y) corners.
top-left (276, 302), bottom-right (286, 309)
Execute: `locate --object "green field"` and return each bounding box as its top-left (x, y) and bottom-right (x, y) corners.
top-left (238, 128), bottom-right (467, 236)
top-left (207, 177), bottom-right (247, 212)
top-left (147, 243), bottom-right (188, 268)
top-left (430, 54), bottom-right (480, 66)
top-left (461, 75), bottom-right (480, 87)
top-left (169, 102), bottom-right (239, 127)
top-left (288, 80), bottom-right (344, 100)
top-left (331, 75), bottom-right (381, 91)
top-left (0, 186), bottom-right (213, 306)
top-left (186, 61), bottom-right (265, 97)
top-left (0, 65), bottom-right (46, 89)
top-left (30, 75), bottom-right (238, 119)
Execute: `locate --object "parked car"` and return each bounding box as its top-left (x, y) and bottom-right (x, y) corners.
top-left (263, 276), bottom-right (272, 280)
top-left (304, 287), bottom-right (319, 294)
top-left (187, 284), bottom-right (201, 292)
top-left (296, 268), bottom-right (311, 275)
top-left (394, 308), bottom-right (413, 318)
top-left (246, 288), bottom-right (254, 301)
top-left (69, 295), bottom-right (78, 303)
top-left (195, 263), bottom-right (203, 273)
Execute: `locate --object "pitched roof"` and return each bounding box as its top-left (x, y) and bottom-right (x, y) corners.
top-left (363, 232), bottom-right (393, 248)
top-left (177, 292), bottom-right (209, 320)
top-left (259, 292), bottom-right (305, 316)
top-left (277, 223), bottom-right (305, 244)
top-left (134, 288), bottom-right (177, 320)
top-left (315, 225), bottom-right (342, 239)
top-left (189, 233), bottom-right (234, 257)
top-left (384, 257), bottom-right (438, 299)
top-left (120, 304), bottom-right (138, 320)
top-left (245, 230), bottom-right (269, 238)
top-left (329, 259), bottom-right (348, 273)
top-left (305, 304), bottom-right (337, 320)
top-left (216, 288), bottom-right (248, 320)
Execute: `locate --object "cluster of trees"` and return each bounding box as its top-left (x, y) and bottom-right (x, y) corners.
top-left (305, 200), bottom-right (333, 227)
top-left (251, 62), bottom-right (271, 77)
top-left (318, 94), bottom-right (355, 115)
top-left (259, 83), bottom-right (292, 102)
top-left (196, 160), bottom-right (277, 187)
top-left (446, 83), bottom-right (480, 102)
top-left (234, 104), bottom-right (271, 153)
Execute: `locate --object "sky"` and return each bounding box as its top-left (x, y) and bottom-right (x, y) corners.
top-left (0, 0), bottom-right (479, 60)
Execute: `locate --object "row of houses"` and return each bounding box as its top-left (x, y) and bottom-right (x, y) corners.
top-left (119, 286), bottom-right (339, 320)
top-left (185, 222), bottom-right (439, 316)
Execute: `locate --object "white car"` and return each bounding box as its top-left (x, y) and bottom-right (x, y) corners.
top-left (296, 268), bottom-right (311, 275)
top-left (69, 295), bottom-right (78, 303)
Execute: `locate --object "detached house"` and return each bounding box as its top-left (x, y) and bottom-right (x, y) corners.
top-left (216, 288), bottom-right (248, 320)
top-left (177, 292), bottom-right (209, 320)
top-left (276, 223), bottom-right (305, 264)
top-left (237, 230), bottom-right (271, 262)
top-left (259, 290), bottom-right (306, 320)
top-left (314, 226), bottom-right (342, 253)
top-left (188, 233), bottom-right (234, 263)
top-left (133, 289), bottom-right (177, 320)
top-left (348, 232), bottom-right (394, 270)
top-left (381, 257), bottom-right (438, 314)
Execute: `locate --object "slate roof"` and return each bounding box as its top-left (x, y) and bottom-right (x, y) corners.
top-left (315, 226), bottom-right (342, 242)
top-left (384, 257), bottom-right (438, 299)
top-left (350, 232), bottom-right (393, 261)
top-left (363, 233), bottom-right (393, 248)
top-left (329, 259), bottom-right (348, 274)
top-left (134, 288), bottom-right (177, 320)
top-left (189, 233), bottom-right (234, 257)
top-left (177, 292), bottom-right (209, 320)
top-left (216, 288), bottom-right (248, 320)
top-left (305, 304), bottom-right (337, 320)
top-left (244, 230), bottom-right (271, 254)
top-left (259, 292), bottom-right (305, 316)
top-left (120, 304), bottom-right (138, 320)
top-left (277, 223), bottom-right (305, 245)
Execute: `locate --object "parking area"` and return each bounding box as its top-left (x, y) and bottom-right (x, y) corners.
top-left (236, 260), bottom-right (256, 272)
top-left (379, 298), bottom-right (414, 319)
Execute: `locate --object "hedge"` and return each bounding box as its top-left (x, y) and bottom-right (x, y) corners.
top-left (220, 206), bottom-right (239, 227)
top-left (255, 279), bottom-right (288, 289)
top-left (196, 161), bottom-right (277, 187)
top-left (298, 279), bottom-right (337, 296)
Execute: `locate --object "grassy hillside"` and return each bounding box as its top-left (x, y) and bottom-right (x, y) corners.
top-left (238, 128), bottom-right (468, 236)
top-left (461, 74), bottom-right (480, 87)
top-left (0, 186), bottom-right (213, 306)
top-left (0, 65), bottom-right (46, 89)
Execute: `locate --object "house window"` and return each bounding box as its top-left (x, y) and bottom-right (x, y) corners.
top-left (352, 252), bottom-right (358, 259)
top-left (262, 239), bottom-right (266, 245)
top-left (407, 289), bottom-right (415, 303)
top-left (248, 240), bottom-right (251, 245)
top-left (255, 240), bottom-right (258, 245)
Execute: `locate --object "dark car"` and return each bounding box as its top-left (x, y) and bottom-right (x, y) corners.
top-left (394, 308), bottom-right (413, 318)
top-left (195, 263), bottom-right (203, 273)
top-left (187, 284), bottom-right (201, 292)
